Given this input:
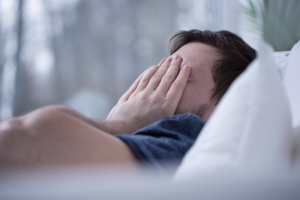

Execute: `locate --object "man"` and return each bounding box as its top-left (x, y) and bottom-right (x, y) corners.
top-left (0, 30), bottom-right (256, 173)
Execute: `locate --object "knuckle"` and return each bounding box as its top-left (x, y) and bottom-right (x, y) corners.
top-left (128, 92), bottom-right (136, 99)
top-left (164, 73), bottom-right (175, 81)
top-left (150, 93), bottom-right (163, 104)
top-left (152, 73), bottom-right (162, 80)
top-left (171, 80), bottom-right (183, 89)
top-left (139, 91), bottom-right (152, 101)
top-left (140, 92), bottom-right (149, 100)
top-left (140, 77), bottom-right (149, 84)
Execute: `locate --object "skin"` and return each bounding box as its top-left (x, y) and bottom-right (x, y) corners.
top-left (173, 42), bottom-right (219, 121)
top-left (0, 42), bottom-right (220, 173)
top-left (0, 53), bottom-right (190, 172)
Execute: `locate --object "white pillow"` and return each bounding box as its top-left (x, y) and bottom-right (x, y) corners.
top-left (282, 40), bottom-right (300, 170)
top-left (273, 51), bottom-right (289, 78)
top-left (282, 40), bottom-right (300, 128)
top-left (174, 42), bottom-right (292, 181)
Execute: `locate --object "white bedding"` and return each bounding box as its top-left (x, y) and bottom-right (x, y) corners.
top-left (174, 42), bottom-right (294, 181)
top-left (1, 40), bottom-right (300, 200)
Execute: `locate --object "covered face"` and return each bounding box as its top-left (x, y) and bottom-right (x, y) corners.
top-left (173, 42), bottom-right (220, 121)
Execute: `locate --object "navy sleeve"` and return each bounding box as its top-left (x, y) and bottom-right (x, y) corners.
top-left (115, 113), bottom-right (205, 173)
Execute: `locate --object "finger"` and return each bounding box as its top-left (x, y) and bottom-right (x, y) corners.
top-left (133, 65), bottom-right (160, 93)
top-left (146, 57), bottom-right (172, 91)
top-left (156, 55), bottom-right (182, 94)
top-left (166, 64), bottom-right (191, 108)
top-left (118, 58), bottom-right (165, 103)
top-left (117, 70), bottom-right (145, 104)
top-left (158, 58), bottom-right (166, 66)
top-left (106, 106), bottom-right (116, 119)
top-left (130, 58), bottom-right (165, 95)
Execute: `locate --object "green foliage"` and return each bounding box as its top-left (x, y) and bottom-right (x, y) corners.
top-left (242, 0), bottom-right (300, 51)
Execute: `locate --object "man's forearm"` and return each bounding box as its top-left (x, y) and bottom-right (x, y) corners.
top-left (87, 118), bottom-right (131, 135)
top-left (53, 106), bottom-right (128, 135)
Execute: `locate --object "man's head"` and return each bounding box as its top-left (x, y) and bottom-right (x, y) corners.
top-left (168, 30), bottom-right (256, 121)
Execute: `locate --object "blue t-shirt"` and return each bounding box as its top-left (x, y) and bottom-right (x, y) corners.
top-left (115, 113), bottom-right (205, 173)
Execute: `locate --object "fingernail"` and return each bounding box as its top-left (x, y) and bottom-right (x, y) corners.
top-left (183, 64), bottom-right (190, 70)
top-left (167, 57), bottom-right (172, 62)
top-left (174, 55), bottom-right (179, 60)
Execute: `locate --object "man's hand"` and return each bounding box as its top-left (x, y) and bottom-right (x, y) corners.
top-left (106, 55), bottom-right (191, 134)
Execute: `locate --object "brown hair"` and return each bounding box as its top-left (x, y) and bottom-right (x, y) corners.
top-left (168, 30), bottom-right (256, 104)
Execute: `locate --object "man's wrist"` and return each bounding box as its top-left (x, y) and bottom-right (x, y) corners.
top-left (89, 118), bottom-right (133, 135)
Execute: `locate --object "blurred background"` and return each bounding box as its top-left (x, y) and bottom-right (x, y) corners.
top-left (0, 0), bottom-right (299, 120)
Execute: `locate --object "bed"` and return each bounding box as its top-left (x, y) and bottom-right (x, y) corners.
top-left (1, 41), bottom-right (300, 200)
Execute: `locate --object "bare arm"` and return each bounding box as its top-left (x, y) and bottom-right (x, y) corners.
top-left (62, 55), bottom-right (190, 135)
top-left (0, 55), bottom-right (190, 171)
top-left (46, 106), bottom-right (122, 135)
